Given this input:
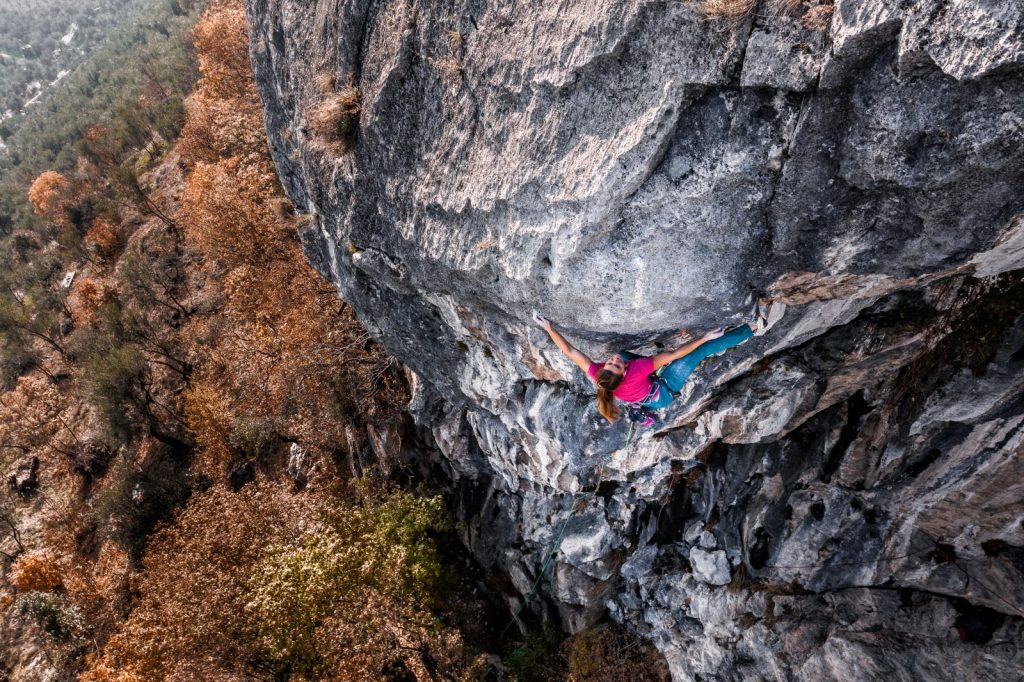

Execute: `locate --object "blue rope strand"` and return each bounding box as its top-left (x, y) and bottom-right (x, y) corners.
top-left (499, 421), bottom-right (637, 638)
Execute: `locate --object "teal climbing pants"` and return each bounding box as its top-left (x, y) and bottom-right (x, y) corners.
top-left (642, 325), bottom-right (754, 409)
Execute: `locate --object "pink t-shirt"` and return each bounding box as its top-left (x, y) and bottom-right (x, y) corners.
top-left (588, 357), bottom-right (655, 403)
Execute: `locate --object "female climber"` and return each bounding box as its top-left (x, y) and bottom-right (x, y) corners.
top-left (533, 301), bottom-right (785, 424)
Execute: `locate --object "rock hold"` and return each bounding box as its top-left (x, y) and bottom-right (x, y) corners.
top-left (689, 548), bottom-right (731, 586)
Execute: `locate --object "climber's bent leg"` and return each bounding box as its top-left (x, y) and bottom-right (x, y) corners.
top-left (660, 325), bottom-right (754, 393)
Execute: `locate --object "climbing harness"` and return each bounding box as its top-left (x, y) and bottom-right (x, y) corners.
top-left (499, 420), bottom-right (640, 638)
top-left (626, 404), bottom-right (656, 426)
top-left (626, 364), bottom-right (674, 427)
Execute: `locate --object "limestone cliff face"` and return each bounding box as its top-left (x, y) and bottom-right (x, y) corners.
top-left (245, 0), bottom-right (1024, 677)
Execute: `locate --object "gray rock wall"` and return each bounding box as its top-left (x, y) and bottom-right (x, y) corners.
top-left (245, 0), bottom-right (1024, 677)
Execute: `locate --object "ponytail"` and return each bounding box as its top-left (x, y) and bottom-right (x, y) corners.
top-left (596, 369), bottom-right (623, 423)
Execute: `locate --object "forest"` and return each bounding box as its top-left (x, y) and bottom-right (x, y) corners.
top-left (0, 0), bottom-right (669, 679)
top-left (0, 0), bottom-right (200, 235)
top-left (0, 0), bottom-right (154, 119)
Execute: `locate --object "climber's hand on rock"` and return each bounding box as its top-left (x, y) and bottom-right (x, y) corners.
top-left (702, 327), bottom-right (725, 341)
top-left (532, 310), bottom-right (550, 330)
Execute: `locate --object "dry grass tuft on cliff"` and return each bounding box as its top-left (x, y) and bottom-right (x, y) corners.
top-left (700, 0), bottom-right (757, 19)
top-left (310, 81), bottom-right (361, 153)
top-left (802, 2), bottom-right (834, 30)
top-left (313, 70), bottom-right (336, 94)
top-left (429, 30), bottom-right (465, 85)
top-left (701, 0), bottom-right (833, 26)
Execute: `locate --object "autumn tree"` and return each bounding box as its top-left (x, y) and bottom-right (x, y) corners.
top-left (177, 0), bottom-right (265, 165)
top-left (176, 0), bottom-right (407, 480)
top-left (28, 171), bottom-right (70, 219)
top-left (247, 485), bottom-right (457, 677)
top-left (27, 168), bottom-right (119, 267)
top-left (179, 156), bottom-right (287, 268)
top-left (84, 218), bottom-right (123, 264)
top-left (82, 482), bottom-right (467, 681)
top-left (9, 550), bottom-right (66, 592)
top-left (67, 277), bottom-right (115, 329)
top-left (81, 483), bottom-right (324, 680)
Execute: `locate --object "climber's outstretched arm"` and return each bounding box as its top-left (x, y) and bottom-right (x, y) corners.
top-left (535, 315), bottom-right (593, 374)
top-left (652, 328), bottom-right (725, 370)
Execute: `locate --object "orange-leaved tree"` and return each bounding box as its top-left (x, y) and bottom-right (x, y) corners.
top-left (79, 483), bottom-right (319, 680)
top-left (177, 0), bottom-right (406, 478)
top-left (80, 482), bottom-right (465, 680)
top-left (177, 0), bottom-right (265, 165)
top-left (27, 171), bottom-right (70, 219)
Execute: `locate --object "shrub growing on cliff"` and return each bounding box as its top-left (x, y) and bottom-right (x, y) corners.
top-left (310, 82), bottom-right (361, 152)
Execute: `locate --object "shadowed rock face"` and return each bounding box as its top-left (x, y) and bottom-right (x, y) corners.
top-left (245, 0), bottom-right (1024, 677)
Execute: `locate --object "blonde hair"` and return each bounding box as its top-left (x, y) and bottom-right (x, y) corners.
top-left (596, 369), bottom-right (623, 423)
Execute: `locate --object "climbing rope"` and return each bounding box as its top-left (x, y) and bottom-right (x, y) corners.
top-left (499, 421), bottom-right (638, 639)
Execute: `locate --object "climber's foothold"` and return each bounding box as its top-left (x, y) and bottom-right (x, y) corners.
top-left (754, 300), bottom-right (786, 336)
